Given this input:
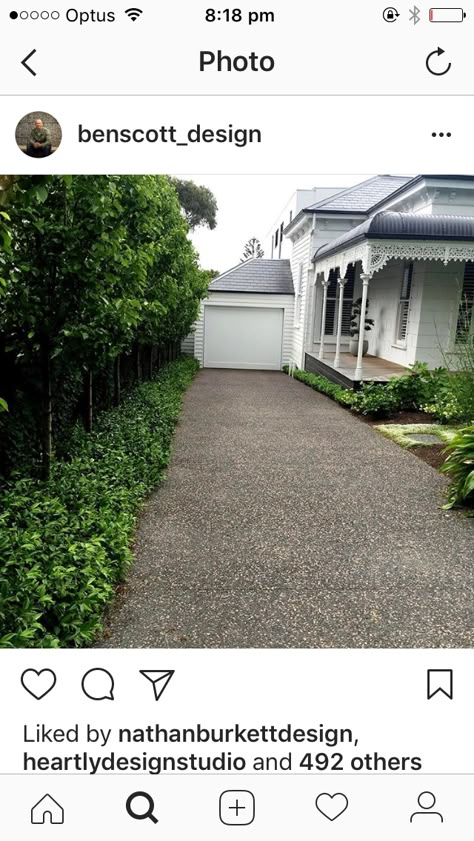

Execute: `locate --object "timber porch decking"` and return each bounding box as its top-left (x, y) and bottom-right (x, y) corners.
top-left (305, 352), bottom-right (408, 390)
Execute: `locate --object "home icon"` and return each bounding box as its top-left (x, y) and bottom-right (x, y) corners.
top-left (31, 794), bottom-right (64, 824)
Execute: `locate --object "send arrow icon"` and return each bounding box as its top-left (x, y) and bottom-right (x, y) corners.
top-left (140, 670), bottom-right (174, 701)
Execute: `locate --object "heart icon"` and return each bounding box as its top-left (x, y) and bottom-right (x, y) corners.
top-left (315, 793), bottom-right (349, 822)
top-left (21, 669), bottom-right (57, 700)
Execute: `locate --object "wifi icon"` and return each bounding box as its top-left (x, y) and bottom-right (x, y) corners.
top-left (125, 7), bottom-right (143, 21)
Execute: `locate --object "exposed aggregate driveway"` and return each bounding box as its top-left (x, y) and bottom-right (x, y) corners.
top-left (100, 369), bottom-right (473, 648)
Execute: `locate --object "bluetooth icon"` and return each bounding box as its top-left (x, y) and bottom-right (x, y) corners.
top-left (409, 5), bottom-right (421, 24)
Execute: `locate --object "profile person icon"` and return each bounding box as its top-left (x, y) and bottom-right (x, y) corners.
top-left (16, 111), bottom-right (62, 158)
top-left (410, 791), bottom-right (444, 823)
top-left (27, 119), bottom-right (52, 157)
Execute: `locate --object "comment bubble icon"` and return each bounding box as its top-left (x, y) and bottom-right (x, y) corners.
top-left (81, 668), bottom-right (115, 701)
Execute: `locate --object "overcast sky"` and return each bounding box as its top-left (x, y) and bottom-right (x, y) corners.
top-left (185, 174), bottom-right (373, 273)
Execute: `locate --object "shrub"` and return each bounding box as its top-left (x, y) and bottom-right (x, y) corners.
top-left (423, 373), bottom-right (474, 423)
top-left (283, 362), bottom-right (471, 423)
top-left (440, 425), bottom-right (474, 510)
top-left (284, 362), bottom-right (456, 419)
top-left (425, 308), bottom-right (474, 423)
top-left (387, 362), bottom-right (444, 411)
top-left (350, 382), bottom-right (398, 417)
top-left (0, 356), bottom-right (199, 648)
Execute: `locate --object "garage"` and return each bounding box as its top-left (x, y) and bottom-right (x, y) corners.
top-left (204, 305), bottom-right (284, 370)
top-left (193, 258), bottom-right (295, 371)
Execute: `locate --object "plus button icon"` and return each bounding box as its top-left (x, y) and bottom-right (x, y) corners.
top-left (220, 791), bottom-right (256, 826)
top-left (229, 798), bottom-right (246, 817)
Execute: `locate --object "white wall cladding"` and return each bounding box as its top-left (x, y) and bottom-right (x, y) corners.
top-left (289, 227), bottom-right (312, 368)
top-left (366, 258), bottom-right (464, 368)
top-left (194, 291), bottom-right (295, 368)
top-left (367, 259), bottom-right (422, 367)
top-left (415, 261), bottom-right (464, 367)
top-left (181, 333), bottom-right (195, 355)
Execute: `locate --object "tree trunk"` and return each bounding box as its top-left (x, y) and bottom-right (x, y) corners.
top-left (148, 346), bottom-right (154, 380)
top-left (135, 344), bottom-right (142, 382)
top-left (113, 355), bottom-right (121, 406)
top-left (40, 339), bottom-right (52, 481)
top-left (83, 369), bottom-right (93, 433)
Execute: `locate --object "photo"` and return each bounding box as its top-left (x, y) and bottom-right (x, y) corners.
top-left (15, 111), bottom-right (62, 158)
top-left (0, 173), bottom-right (472, 650)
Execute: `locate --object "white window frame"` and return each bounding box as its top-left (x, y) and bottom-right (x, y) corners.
top-left (394, 262), bottom-right (414, 348)
top-left (294, 263), bottom-right (303, 327)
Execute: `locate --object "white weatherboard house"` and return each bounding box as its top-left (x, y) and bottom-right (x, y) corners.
top-left (190, 175), bottom-right (474, 386)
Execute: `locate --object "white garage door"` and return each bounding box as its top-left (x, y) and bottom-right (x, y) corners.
top-left (204, 305), bottom-right (284, 370)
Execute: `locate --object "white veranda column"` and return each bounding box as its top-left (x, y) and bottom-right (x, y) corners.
top-left (318, 276), bottom-right (329, 360)
top-left (334, 275), bottom-right (347, 368)
top-left (355, 273), bottom-right (372, 380)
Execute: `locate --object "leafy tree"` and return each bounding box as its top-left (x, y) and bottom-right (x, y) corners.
top-left (241, 237), bottom-right (264, 261)
top-left (1, 176), bottom-right (136, 471)
top-left (0, 176), bottom-right (208, 477)
top-left (0, 206), bottom-right (11, 412)
top-left (169, 178), bottom-right (218, 231)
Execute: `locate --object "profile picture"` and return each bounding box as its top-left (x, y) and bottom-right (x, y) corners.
top-left (15, 110), bottom-right (62, 158)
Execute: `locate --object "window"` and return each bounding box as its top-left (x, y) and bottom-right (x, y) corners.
top-left (395, 263), bottom-right (413, 345)
top-left (456, 261), bottom-right (474, 341)
top-left (294, 263), bottom-right (303, 326)
top-left (324, 265), bottom-right (355, 336)
top-left (279, 222), bottom-right (284, 257)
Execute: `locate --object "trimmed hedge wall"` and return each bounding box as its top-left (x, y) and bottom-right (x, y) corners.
top-left (0, 357), bottom-right (199, 648)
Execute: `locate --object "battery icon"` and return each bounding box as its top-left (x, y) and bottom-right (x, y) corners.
top-left (429, 7), bottom-right (466, 21)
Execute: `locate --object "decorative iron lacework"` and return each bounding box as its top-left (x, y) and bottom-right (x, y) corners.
top-left (315, 239), bottom-right (474, 280)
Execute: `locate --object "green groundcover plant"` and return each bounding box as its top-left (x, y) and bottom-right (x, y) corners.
top-left (375, 424), bottom-right (458, 449)
top-left (0, 356), bottom-right (199, 648)
top-left (440, 425), bottom-right (474, 510)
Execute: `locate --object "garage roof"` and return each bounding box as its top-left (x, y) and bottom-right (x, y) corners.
top-left (209, 258), bottom-right (294, 294)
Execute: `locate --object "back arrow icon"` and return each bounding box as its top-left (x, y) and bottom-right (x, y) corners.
top-left (426, 47), bottom-right (452, 76)
top-left (21, 49), bottom-right (37, 76)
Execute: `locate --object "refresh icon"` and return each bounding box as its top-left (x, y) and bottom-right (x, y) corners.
top-left (426, 47), bottom-right (452, 76)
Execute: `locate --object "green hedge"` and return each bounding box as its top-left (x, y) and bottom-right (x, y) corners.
top-left (0, 356), bottom-right (199, 648)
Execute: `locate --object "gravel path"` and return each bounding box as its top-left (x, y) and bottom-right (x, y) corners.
top-left (100, 369), bottom-right (473, 648)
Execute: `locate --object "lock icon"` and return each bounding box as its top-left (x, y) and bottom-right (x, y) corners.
top-left (383, 6), bottom-right (400, 21)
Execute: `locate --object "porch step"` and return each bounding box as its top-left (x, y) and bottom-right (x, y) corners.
top-left (304, 354), bottom-right (360, 390)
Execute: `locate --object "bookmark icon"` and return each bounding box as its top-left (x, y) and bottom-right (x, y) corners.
top-left (427, 669), bottom-right (453, 700)
top-left (139, 670), bottom-right (174, 701)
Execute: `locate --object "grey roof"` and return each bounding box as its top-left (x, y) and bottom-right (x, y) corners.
top-left (314, 211), bottom-right (474, 262)
top-left (306, 175), bottom-right (415, 214)
top-left (209, 259), bottom-right (294, 294)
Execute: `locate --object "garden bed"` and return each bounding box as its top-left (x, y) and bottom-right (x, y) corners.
top-left (412, 444), bottom-right (447, 471)
top-left (374, 423), bottom-right (458, 471)
top-left (284, 365), bottom-right (473, 508)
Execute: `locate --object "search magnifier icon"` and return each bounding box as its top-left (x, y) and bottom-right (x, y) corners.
top-left (126, 791), bottom-right (158, 824)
